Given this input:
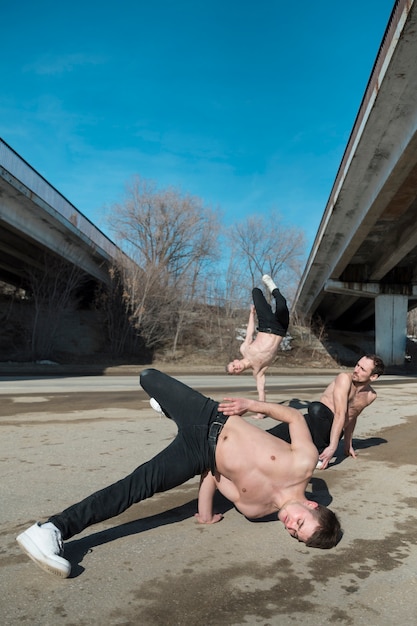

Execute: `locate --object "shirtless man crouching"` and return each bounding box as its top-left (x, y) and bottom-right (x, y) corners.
top-left (267, 354), bottom-right (385, 469)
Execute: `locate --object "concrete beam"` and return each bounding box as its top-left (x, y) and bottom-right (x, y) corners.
top-left (325, 279), bottom-right (417, 298)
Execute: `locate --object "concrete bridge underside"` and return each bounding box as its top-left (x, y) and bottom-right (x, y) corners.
top-left (294, 0), bottom-right (417, 365)
top-left (0, 140), bottom-right (120, 292)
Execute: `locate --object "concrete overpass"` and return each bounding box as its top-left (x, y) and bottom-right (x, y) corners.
top-left (293, 0), bottom-right (417, 366)
top-left (0, 138), bottom-right (120, 290)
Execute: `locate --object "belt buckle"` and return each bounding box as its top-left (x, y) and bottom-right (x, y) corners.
top-left (209, 420), bottom-right (224, 442)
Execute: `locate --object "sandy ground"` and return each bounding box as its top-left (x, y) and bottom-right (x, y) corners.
top-left (1, 369), bottom-right (417, 625)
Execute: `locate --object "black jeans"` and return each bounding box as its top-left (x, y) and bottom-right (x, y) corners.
top-left (49, 369), bottom-right (220, 540)
top-left (267, 401), bottom-right (335, 453)
top-left (252, 287), bottom-right (289, 337)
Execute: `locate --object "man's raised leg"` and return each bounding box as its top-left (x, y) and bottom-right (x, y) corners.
top-left (140, 369), bottom-right (218, 428)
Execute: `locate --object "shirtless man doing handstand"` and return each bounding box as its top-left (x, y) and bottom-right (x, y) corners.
top-left (226, 275), bottom-right (289, 418)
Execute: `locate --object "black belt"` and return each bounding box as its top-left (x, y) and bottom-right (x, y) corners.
top-left (208, 413), bottom-right (229, 474)
top-left (257, 326), bottom-right (286, 336)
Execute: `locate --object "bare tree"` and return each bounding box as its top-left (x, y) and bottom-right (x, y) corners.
top-left (94, 262), bottom-right (140, 359)
top-left (0, 281), bottom-right (29, 359)
top-left (108, 176), bottom-right (221, 356)
top-left (24, 251), bottom-right (87, 360)
top-left (227, 210), bottom-right (306, 303)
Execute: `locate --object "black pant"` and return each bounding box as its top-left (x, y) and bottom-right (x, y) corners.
top-left (267, 401), bottom-right (335, 453)
top-left (49, 369), bottom-right (220, 540)
top-left (252, 287), bottom-right (289, 337)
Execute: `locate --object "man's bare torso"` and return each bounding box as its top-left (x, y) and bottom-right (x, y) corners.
top-left (320, 373), bottom-right (377, 427)
top-left (213, 415), bottom-right (313, 518)
top-left (240, 332), bottom-right (282, 371)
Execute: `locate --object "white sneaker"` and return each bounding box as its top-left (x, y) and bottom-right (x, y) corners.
top-left (150, 397), bottom-right (163, 414)
top-left (262, 274), bottom-right (278, 293)
top-left (16, 522), bottom-right (71, 578)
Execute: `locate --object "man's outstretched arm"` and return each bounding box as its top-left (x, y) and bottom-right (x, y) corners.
top-left (342, 392), bottom-right (376, 459)
top-left (195, 470), bottom-right (223, 524)
top-left (251, 365), bottom-right (268, 419)
top-left (240, 305), bottom-right (256, 352)
top-left (254, 367), bottom-right (266, 401)
top-left (318, 373), bottom-right (351, 469)
top-left (218, 397), bottom-right (317, 456)
top-left (342, 416), bottom-right (358, 459)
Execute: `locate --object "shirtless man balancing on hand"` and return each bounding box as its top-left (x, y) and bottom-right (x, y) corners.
top-left (17, 369), bottom-right (341, 578)
top-left (226, 275), bottom-right (289, 418)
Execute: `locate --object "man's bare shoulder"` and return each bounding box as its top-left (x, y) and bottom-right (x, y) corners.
top-left (335, 371), bottom-right (353, 385)
top-left (321, 371), bottom-right (351, 398)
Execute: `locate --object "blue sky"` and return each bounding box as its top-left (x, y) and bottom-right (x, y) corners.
top-left (1, 0), bottom-right (395, 256)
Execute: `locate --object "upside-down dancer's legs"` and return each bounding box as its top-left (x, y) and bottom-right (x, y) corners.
top-left (271, 289), bottom-right (289, 332)
top-left (252, 288), bottom-right (289, 335)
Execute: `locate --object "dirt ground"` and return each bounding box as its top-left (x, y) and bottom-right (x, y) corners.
top-left (1, 368), bottom-right (417, 625)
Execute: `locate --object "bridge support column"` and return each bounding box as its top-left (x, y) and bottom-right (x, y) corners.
top-left (375, 294), bottom-right (407, 365)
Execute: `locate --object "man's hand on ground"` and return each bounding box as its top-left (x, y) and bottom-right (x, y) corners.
top-left (194, 513), bottom-right (223, 524)
top-left (317, 445), bottom-right (337, 470)
top-left (344, 445), bottom-right (357, 459)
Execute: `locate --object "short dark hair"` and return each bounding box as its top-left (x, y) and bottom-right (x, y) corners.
top-left (364, 354), bottom-right (385, 377)
top-left (305, 504), bottom-right (342, 549)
